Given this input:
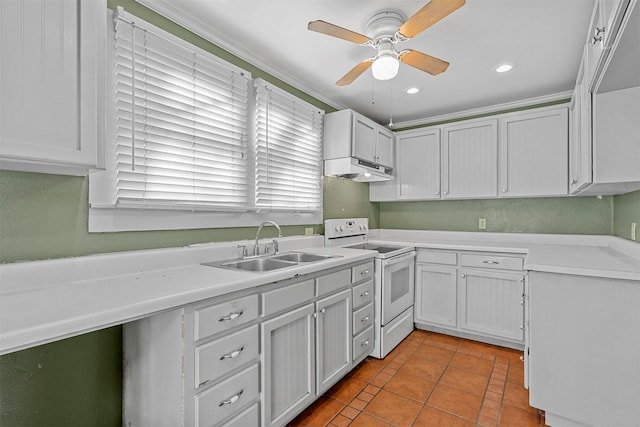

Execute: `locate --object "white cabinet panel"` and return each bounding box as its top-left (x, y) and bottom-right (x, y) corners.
top-left (459, 269), bottom-right (524, 342)
top-left (499, 107), bottom-right (569, 197)
top-left (375, 127), bottom-right (395, 168)
top-left (442, 119), bottom-right (498, 199)
top-left (415, 264), bottom-right (457, 327)
top-left (261, 303), bottom-right (315, 427)
top-left (396, 128), bottom-right (441, 200)
top-left (316, 289), bottom-right (351, 395)
top-left (0, 0), bottom-right (105, 174)
top-left (352, 115), bottom-right (376, 163)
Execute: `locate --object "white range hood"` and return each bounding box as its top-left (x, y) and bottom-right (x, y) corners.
top-left (324, 157), bottom-right (393, 182)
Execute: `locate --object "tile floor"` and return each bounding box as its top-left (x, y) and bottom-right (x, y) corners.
top-left (290, 330), bottom-right (546, 427)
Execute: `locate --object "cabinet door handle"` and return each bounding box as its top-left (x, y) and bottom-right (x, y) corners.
top-left (460, 274), bottom-right (466, 278)
top-left (361, 316), bottom-right (370, 322)
top-left (360, 270), bottom-right (370, 275)
top-left (219, 390), bottom-right (243, 407)
top-left (198, 379), bottom-right (211, 388)
top-left (502, 188), bottom-right (507, 193)
top-left (595, 26), bottom-right (605, 35)
top-left (519, 355), bottom-right (525, 362)
top-left (360, 291), bottom-right (369, 297)
top-left (520, 325), bottom-right (525, 330)
top-left (482, 260), bottom-right (500, 265)
top-left (444, 191), bottom-right (448, 195)
top-left (520, 300), bottom-right (525, 306)
top-left (220, 347), bottom-right (244, 360)
top-left (435, 191), bottom-right (440, 195)
top-left (593, 35), bottom-right (603, 44)
top-left (320, 308), bottom-right (326, 314)
top-left (219, 311), bottom-right (243, 322)
top-left (361, 340), bottom-right (370, 347)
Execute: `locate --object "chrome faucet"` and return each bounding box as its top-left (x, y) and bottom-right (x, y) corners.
top-left (253, 221), bottom-right (282, 256)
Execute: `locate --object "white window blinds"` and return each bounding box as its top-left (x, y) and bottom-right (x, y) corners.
top-left (113, 11), bottom-right (250, 210)
top-left (254, 79), bottom-right (324, 212)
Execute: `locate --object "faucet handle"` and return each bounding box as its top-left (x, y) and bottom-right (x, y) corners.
top-left (237, 244), bottom-right (248, 258)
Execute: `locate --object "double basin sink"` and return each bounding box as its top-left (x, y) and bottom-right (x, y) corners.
top-left (202, 251), bottom-right (340, 272)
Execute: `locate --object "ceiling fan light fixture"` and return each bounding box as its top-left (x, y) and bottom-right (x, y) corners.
top-left (406, 86), bottom-right (421, 94)
top-left (372, 54), bottom-right (399, 80)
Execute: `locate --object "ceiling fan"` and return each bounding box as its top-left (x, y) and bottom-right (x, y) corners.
top-left (308, 0), bottom-right (465, 86)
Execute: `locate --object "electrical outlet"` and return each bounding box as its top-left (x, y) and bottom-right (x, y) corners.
top-left (305, 227), bottom-right (314, 236)
top-left (632, 222), bottom-right (637, 241)
top-left (478, 218), bottom-right (487, 230)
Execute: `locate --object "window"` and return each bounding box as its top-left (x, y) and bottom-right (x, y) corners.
top-left (111, 8), bottom-right (250, 210)
top-left (89, 9), bottom-right (324, 232)
top-left (254, 79), bottom-right (324, 212)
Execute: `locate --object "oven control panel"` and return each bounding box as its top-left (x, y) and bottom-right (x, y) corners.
top-left (325, 218), bottom-right (368, 239)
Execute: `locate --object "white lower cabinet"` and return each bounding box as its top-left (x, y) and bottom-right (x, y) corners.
top-left (262, 303), bottom-right (316, 427)
top-left (528, 271), bottom-right (640, 427)
top-left (414, 249), bottom-right (526, 348)
top-left (459, 269), bottom-right (525, 342)
top-left (123, 258), bottom-right (375, 427)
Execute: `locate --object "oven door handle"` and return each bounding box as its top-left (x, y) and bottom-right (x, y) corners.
top-left (383, 251), bottom-right (416, 267)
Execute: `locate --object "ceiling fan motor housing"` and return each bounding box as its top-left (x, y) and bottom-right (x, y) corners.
top-left (366, 10), bottom-right (405, 43)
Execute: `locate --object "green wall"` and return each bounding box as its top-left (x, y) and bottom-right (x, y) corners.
top-left (379, 195), bottom-right (614, 235)
top-left (613, 190), bottom-right (640, 240)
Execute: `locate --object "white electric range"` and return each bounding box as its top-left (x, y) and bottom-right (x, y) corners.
top-left (325, 218), bottom-right (416, 358)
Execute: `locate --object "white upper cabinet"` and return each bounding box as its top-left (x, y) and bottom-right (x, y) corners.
top-left (498, 107), bottom-right (569, 198)
top-left (0, 0), bottom-right (105, 175)
top-left (442, 119), bottom-right (498, 199)
top-left (324, 109), bottom-right (395, 169)
top-left (396, 128), bottom-right (441, 200)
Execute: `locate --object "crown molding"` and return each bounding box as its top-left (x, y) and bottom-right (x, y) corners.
top-left (136, 0), bottom-right (346, 112)
top-left (393, 91), bottom-right (573, 129)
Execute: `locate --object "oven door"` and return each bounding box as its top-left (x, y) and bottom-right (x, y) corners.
top-left (381, 251), bottom-right (416, 325)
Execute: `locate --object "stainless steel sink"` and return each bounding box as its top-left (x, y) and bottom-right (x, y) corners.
top-left (201, 251), bottom-right (340, 272)
top-left (270, 252), bottom-right (335, 263)
top-left (203, 257), bottom-right (297, 272)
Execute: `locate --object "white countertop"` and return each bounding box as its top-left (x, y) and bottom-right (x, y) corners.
top-left (0, 236), bottom-right (375, 355)
top-left (372, 229), bottom-right (640, 281)
top-left (2, 230), bottom-right (638, 356)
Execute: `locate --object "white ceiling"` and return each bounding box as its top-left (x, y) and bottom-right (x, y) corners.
top-left (139, 0), bottom-right (595, 126)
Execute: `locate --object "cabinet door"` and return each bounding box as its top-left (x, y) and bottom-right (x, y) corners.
top-left (586, 0), bottom-right (607, 90)
top-left (498, 107), bottom-right (569, 197)
top-left (352, 115), bottom-right (376, 163)
top-left (459, 269), bottom-right (525, 342)
top-left (0, 0), bottom-right (104, 174)
top-left (369, 180), bottom-right (398, 202)
top-left (415, 264), bottom-right (457, 327)
top-left (397, 129), bottom-right (441, 200)
top-left (569, 54), bottom-right (594, 194)
top-left (261, 303), bottom-right (315, 427)
top-left (375, 127), bottom-right (394, 168)
top-left (442, 119), bottom-right (498, 199)
top-left (316, 289), bottom-right (352, 395)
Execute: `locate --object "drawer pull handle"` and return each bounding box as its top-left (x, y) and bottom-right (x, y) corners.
top-left (360, 270), bottom-right (370, 275)
top-left (482, 260), bottom-right (500, 265)
top-left (361, 340), bottom-right (370, 347)
top-left (219, 390), bottom-right (243, 407)
top-left (219, 311), bottom-right (243, 322)
top-left (361, 316), bottom-right (370, 322)
top-left (198, 379), bottom-right (211, 388)
top-left (220, 347), bottom-right (244, 360)
top-left (360, 291), bottom-right (369, 297)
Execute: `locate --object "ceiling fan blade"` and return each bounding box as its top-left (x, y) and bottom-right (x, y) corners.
top-left (308, 20), bottom-right (370, 44)
top-left (336, 60), bottom-right (373, 86)
top-left (399, 0), bottom-right (465, 39)
top-left (399, 50), bottom-right (449, 75)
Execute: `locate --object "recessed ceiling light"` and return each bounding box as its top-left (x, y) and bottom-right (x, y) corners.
top-left (495, 63), bottom-right (513, 73)
top-left (406, 87), bottom-right (421, 94)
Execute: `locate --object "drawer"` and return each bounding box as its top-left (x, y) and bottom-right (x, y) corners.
top-left (195, 325), bottom-right (259, 389)
top-left (352, 261), bottom-right (374, 283)
top-left (353, 326), bottom-right (374, 361)
top-left (352, 303), bottom-right (374, 336)
top-left (317, 268), bottom-right (351, 296)
top-left (417, 250), bottom-right (457, 265)
top-left (262, 279), bottom-right (314, 317)
top-left (194, 294), bottom-right (259, 341)
top-left (460, 253), bottom-right (523, 271)
top-left (220, 403), bottom-right (259, 427)
top-left (352, 280), bottom-right (374, 309)
top-left (196, 363), bottom-right (259, 427)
